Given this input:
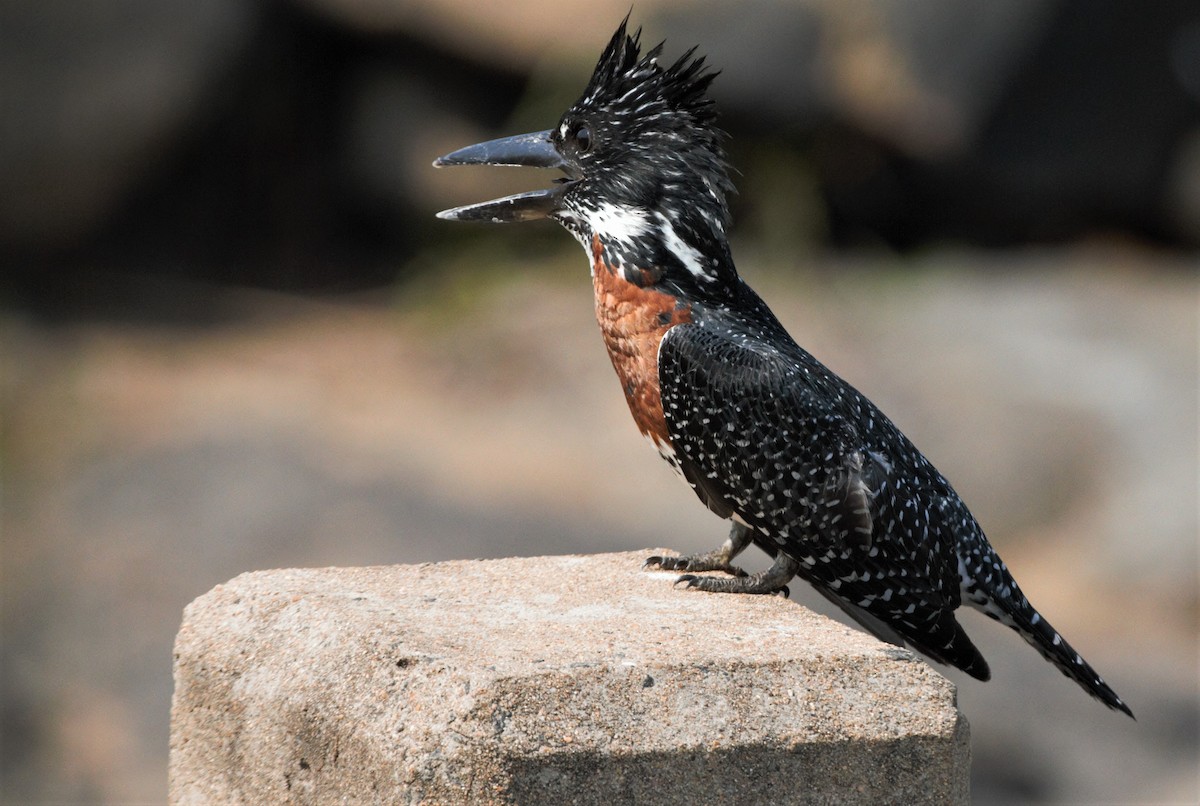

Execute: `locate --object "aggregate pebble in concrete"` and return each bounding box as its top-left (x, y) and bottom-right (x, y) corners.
top-left (170, 551), bottom-right (970, 804)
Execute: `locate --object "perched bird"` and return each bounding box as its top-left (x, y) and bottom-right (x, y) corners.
top-left (433, 18), bottom-right (1132, 717)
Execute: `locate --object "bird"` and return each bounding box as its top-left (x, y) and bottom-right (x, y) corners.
top-left (432, 17), bottom-right (1133, 718)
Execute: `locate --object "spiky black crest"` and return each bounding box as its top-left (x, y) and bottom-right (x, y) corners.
top-left (568, 17), bottom-right (731, 208)
top-left (579, 19), bottom-right (722, 144)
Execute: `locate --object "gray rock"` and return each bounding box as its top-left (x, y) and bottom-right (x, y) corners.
top-left (171, 551), bottom-right (969, 805)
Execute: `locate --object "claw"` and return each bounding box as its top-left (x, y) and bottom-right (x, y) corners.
top-left (644, 555), bottom-right (689, 571)
top-left (643, 552), bottom-right (749, 577)
top-left (645, 554), bottom-right (696, 572)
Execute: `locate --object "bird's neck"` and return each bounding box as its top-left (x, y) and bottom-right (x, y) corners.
top-left (566, 200), bottom-right (737, 298)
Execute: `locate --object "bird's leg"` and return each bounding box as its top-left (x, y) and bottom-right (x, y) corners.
top-left (644, 520), bottom-right (753, 577)
top-left (676, 550), bottom-right (799, 597)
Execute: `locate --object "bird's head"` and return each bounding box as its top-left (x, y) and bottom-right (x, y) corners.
top-left (435, 17), bottom-right (738, 294)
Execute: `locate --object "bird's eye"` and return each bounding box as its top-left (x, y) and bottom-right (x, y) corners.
top-left (573, 124), bottom-right (592, 152)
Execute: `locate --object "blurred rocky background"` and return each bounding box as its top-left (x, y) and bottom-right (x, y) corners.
top-left (2, 0), bottom-right (1197, 802)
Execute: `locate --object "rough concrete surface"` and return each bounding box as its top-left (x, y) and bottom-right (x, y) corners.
top-left (170, 550), bottom-right (969, 804)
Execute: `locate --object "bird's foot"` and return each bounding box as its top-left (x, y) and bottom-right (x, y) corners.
top-left (672, 551), bottom-right (800, 598)
top-left (674, 572), bottom-right (789, 598)
top-left (643, 550), bottom-right (748, 577)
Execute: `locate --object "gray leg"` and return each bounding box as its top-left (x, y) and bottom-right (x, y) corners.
top-left (644, 520), bottom-right (754, 577)
top-left (677, 550), bottom-right (799, 597)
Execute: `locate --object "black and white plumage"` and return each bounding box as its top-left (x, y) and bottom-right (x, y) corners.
top-left (434, 17), bottom-right (1133, 718)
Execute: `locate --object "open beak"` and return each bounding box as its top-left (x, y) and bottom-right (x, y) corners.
top-left (433, 130), bottom-right (574, 223)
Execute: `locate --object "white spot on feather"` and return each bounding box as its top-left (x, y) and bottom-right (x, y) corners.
top-left (654, 212), bottom-right (711, 279)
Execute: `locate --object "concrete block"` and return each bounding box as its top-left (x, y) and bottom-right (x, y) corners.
top-left (170, 551), bottom-right (969, 804)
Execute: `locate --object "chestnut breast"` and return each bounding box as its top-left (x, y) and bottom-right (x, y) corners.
top-left (589, 236), bottom-right (692, 448)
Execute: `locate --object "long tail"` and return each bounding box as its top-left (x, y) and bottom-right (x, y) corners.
top-left (979, 592), bottom-right (1134, 718)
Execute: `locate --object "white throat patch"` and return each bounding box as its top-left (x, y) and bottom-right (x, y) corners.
top-left (566, 201), bottom-right (652, 279)
top-left (584, 201), bottom-right (651, 243)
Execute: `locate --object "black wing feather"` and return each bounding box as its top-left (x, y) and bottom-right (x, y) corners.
top-left (658, 319), bottom-right (989, 679)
